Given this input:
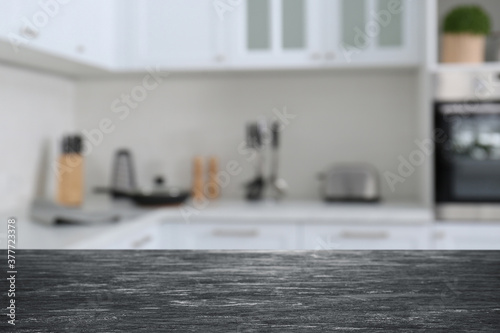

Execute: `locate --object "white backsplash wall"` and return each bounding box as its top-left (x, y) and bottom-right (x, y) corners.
top-left (75, 69), bottom-right (421, 203)
top-left (0, 64), bottom-right (75, 213)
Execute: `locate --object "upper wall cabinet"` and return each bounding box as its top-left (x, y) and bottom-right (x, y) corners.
top-left (129, 0), bottom-right (226, 70)
top-left (0, 0), bottom-right (421, 76)
top-left (225, 0), bottom-right (420, 68)
top-left (332, 0), bottom-right (420, 66)
top-left (228, 0), bottom-right (324, 68)
top-left (0, 0), bottom-right (116, 69)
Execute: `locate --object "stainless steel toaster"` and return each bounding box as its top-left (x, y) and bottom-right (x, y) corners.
top-left (319, 163), bottom-right (381, 202)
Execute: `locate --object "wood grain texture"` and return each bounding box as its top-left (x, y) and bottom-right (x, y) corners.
top-left (1, 251), bottom-right (500, 332)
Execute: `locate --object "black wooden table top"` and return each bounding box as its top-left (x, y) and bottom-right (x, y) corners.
top-left (2, 251), bottom-right (499, 332)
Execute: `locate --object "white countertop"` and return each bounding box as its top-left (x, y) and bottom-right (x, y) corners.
top-left (6, 200), bottom-right (435, 249)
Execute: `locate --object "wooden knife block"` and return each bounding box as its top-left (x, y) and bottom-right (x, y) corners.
top-left (56, 153), bottom-right (84, 206)
top-left (192, 156), bottom-right (220, 202)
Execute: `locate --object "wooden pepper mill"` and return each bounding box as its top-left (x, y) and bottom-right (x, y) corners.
top-left (192, 156), bottom-right (204, 202)
top-left (207, 156), bottom-right (220, 199)
top-left (56, 135), bottom-right (84, 206)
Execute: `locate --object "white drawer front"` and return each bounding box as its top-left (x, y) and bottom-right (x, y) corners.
top-left (101, 224), bottom-right (161, 250)
top-left (163, 222), bottom-right (298, 250)
top-left (432, 225), bottom-right (500, 250)
top-left (303, 225), bottom-right (429, 250)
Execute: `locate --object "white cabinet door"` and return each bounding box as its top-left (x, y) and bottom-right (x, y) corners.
top-left (55, 0), bottom-right (116, 67)
top-left (0, 0), bottom-right (39, 49)
top-left (328, 0), bottom-right (419, 66)
top-left (229, 0), bottom-right (323, 68)
top-left (163, 221), bottom-right (298, 250)
top-left (432, 224), bottom-right (500, 250)
top-left (132, 0), bottom-right (225, 69)
top-left (303, 224), bottom-right (429, 250)
top-left (0, 0), bottom-right (116, 68)
top-left (112, 223), bottom-right (162, 249)
top-left (71, 223), bottom-right (162, 250)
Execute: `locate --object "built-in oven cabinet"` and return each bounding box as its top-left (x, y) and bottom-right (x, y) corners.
top-left (162, 220), bottom-right (299, 250)
top-left (434, 100), bottom-right (500, 220)
top-left (431, 224), bottom-right (500, 250)
top-left (302, 224), bottom-right (430, 250)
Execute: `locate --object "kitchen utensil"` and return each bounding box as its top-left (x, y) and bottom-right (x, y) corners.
top-left (94, 187), bottom-right (190, 207)
top-left (96, 149), bottom-right (190, 206)
top-left (111, 149), bottom-right (137, 197)
top-left (245, 123), bottom-right (265, 200)
top-left (153, 176), bottom-right (166, 191)
top-left (268, 121), bottom-right (288, 200)
top-left (319, 163), bottom-right (380, 202)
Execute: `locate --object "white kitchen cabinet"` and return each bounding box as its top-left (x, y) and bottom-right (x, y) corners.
top-left (0, 0), bottom-right (38, 46)
top-left (228, 0), bottom-right (324, 67)
top-left (0, 0), bottom-right (116, 68)
top-left (69, 222), bottom-right (162, 250)
top-left (0, 0), bottom-right (421, 74)
top-left (163, 220), bottom-right (299, 250)
top-left (331, 0), bottom-right (420, 66)
top-left (130, 0), bottom-right (226, 69)
top-left (53, 0), bottom-right (116, 68)
top-left (432, 224), bottom-right (500, 250)
top-left (303, 224), bottom-right (430, 250)
top-left (114, 225), bottom-right (161, 249)
top-left (228, 0), bottom-right (419, 68)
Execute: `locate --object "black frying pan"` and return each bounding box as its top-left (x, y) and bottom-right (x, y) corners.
top-left (95, 187), bottom-right (190, 207)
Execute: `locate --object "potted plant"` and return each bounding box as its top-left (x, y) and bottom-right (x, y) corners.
top-left (441, 5), bottom-right (491, 63)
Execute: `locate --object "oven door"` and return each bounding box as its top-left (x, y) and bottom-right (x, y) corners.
top-left (435, 102), bottom-right (500, 219)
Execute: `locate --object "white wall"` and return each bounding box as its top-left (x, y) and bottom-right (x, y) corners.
top-left (0, 65), bottom-right (75, 213)
top-left (76, 69), bottom-right (422, 203)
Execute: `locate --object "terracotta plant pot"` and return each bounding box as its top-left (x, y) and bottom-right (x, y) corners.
top-left (441, 33), bottom-right (486, 63)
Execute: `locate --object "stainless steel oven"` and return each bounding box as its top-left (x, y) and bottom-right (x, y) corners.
top-left (435, 72), bottom-right (500, 220)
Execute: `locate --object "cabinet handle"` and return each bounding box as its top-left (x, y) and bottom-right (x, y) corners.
top-left (76, 45), bottom-right (85, 54)
top-left (131, 235), bottom-right (152, 248)
top-left (433, 231), bottom-right (445, 240)
top-left (340, 231), bottom-right (388, 239)
top-left (211, 229), bottom-right (259, 238)
top-left (310, 52), bottom-right (321, 60)
top-left (20, 26), bottom-right (39, 39)
top-left (214, 54), bottom-right (226, 63)
top-left (325, 52), bottom-right (335, 60)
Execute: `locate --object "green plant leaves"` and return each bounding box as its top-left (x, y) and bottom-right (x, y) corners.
top-left (443, 6), bottom-right (491, 35)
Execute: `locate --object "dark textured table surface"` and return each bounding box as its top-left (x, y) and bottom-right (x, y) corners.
top-left (1, 251), bottom-right (500, 332)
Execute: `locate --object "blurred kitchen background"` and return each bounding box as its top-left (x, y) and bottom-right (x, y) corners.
top-left (1, 0), bottom-right (500, 249)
